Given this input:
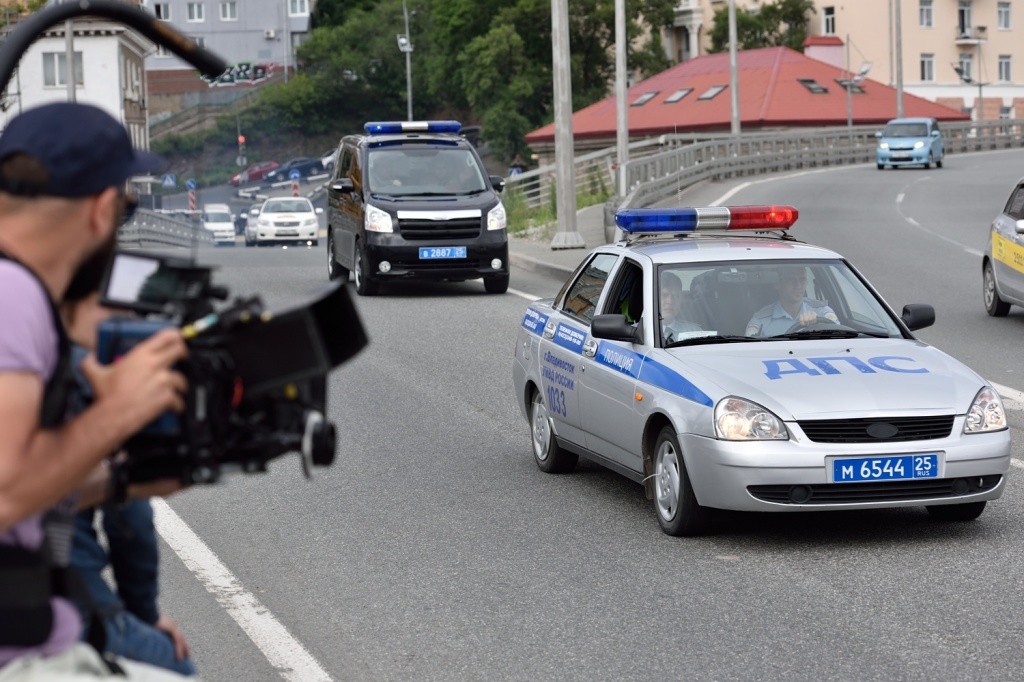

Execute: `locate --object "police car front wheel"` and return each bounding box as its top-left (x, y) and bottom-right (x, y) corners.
top-left (653, 426), bottom-right (710, 537)
top-left (530, 389), bottom-right (577, 474)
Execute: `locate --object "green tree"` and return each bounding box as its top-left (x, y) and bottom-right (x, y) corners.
top-left (708, 0), bottom-right (815, 52)
top-left (310, 0), bottom-right (379, 29)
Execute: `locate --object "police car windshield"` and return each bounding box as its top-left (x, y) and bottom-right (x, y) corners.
top-left (882, 122), bottom-right (929, 137)
top-left (367, 148), bottom-right (487, 195)
top-left (656, 259), bottom-right (905, 347)
top-left (263, 200), bottom-right (312, 213)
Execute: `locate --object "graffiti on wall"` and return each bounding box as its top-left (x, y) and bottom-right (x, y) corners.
top-left (203, 62), bottom-right (278, 87)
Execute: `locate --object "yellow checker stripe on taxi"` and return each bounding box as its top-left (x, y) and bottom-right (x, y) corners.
top-left (993, 232), bottom-right (1024, 275)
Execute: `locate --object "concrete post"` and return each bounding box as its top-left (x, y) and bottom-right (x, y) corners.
top-left (549, 0), bottom-right (584, 249)
top-left (614, 0), bottom-right (628, 198)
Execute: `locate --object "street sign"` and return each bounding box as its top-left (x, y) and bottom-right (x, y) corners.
top-left (185, 177), bottom-right (197, 191)
top-left (289, 169), bottom-right (301, 181)
top-left (161, 173), bottom-right (176, 188)
top-left (508, 167), bottom-right (522, 177)
top-left (236, 155), bottom-right (247, 167)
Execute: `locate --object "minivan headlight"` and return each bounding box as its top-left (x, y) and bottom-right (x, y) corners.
top-left (878, 142), bottom-right (889, 149)
top-left (914, 140), bottom-right (925, 149)
top-left (365, 204), bottom-right (393, 233)
top-left (964, 387), bottom-right (1007, 433)
top-left (487, 202), bottom-right (507, 231)
top-left (714, 397), bottom-right (789, 441)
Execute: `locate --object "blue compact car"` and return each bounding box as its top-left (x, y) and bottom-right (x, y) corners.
top-left (876, 117), bottom-right (945, 169)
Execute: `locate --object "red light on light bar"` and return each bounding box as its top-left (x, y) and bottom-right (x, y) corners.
top-left (727, 206), bottom-right (799, 230)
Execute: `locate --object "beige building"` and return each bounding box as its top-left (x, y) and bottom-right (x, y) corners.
top-left (666, 0), bottom-right (1024, 121)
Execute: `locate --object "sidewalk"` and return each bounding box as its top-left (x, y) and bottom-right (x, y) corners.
top-left (507, 177), bottom-right (746, 280)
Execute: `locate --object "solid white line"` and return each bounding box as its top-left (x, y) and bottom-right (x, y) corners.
top-left (896, 193), bottom-right (905, 203)
top-left (508, 287), bottom-right (541, 302)
top-left (1011, 459), bottom-right (1024, 469)
top-left (965, 247), bottom-right (984, 257)
top-left (708, 164), bottom-right (872, 206)
top-left (152, 500), bottom-right (333, 682)
top-left (906, 217), bottom-right (920, 226)
top-left (709, 182), bottom-right (752, 206)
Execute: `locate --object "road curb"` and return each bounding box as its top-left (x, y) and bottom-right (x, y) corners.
top-left (509, 250), bottom-right (575, 279)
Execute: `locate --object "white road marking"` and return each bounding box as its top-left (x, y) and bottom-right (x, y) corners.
top-left (1012, 459), bottom-right (1024, 469)
top-left (508, 287), bottom-right (541, 302)
top-left (152, 500), bottom-right (333, 682)
top-left (709, 165), bottom-right (857, 207)
top-left (965, 247), bottom-right (984, 257)
top-left (906, 217), bottom-right (920, 226)
top-left (896, 193), bottom-right (905, 203)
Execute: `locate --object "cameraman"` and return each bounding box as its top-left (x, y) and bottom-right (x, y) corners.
top-left (0, 103), bottom-right (192, 680)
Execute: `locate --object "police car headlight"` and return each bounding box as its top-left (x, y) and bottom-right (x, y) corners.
top-left (878, 142), bottom-right (889, 150)
top-left (487, 202), bottom-right (507, 231)
top-left (964, 387), bottom-right (1007, 433)
top-left (365, 204), bottom-right (393, 233)
top-left (258, 218), bottom-right (271, 227)
top-left (714, 397), bottom-right (789, 441)
top-left (914, 140), bottom-right (925, 149)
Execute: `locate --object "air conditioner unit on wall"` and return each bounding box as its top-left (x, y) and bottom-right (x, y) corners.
top-left (264, 29), bottom-right (276, 39)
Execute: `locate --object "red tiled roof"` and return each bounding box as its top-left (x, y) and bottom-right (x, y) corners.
top-left (525, 46), bottom-right (969, 144)
top-left (803, 36), bottom-right (844, 46)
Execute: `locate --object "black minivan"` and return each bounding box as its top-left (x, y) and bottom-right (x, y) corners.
top-left (326, 121), bottom-right (509, 295)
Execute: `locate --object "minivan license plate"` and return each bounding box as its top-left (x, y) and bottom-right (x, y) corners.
top-left (419, 246), bottom-right (467, 259)
top-left (831, 454), bottom-right (939, 483)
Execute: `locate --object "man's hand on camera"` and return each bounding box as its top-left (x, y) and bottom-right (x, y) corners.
top-left (80, 327), bottom-right (188, 435)
top-left (155, 614), bottom-right (191, 662)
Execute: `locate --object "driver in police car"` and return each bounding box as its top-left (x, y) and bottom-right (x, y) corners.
top-left (745, 265), bottom-right (838, 337)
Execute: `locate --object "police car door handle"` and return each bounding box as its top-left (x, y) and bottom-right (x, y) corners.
top-left (582, 339), bottom-right (598, 358)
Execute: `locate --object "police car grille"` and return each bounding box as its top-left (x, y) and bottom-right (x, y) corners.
top-left (398, 218), bottom-right (481, 240)
top-left (797, 416), bottom-right (954, 443)
top-left (747, 476), bottom-right (1001, 504)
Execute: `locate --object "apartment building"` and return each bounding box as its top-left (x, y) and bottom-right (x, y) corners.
top-left (140, 0), bottom-right (316, 114)
top-left (666, 0), bottom-right (1024, 121)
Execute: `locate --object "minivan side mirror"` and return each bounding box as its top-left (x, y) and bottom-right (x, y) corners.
top-left (931, 129), bottom-right (940, 137)
top-left (901, 304), bottom-right (935, 332)
top-left (331, 178), bottom-right (354, 193)
top-left (874, 131), bottom-right (882, 138)
top-left (489, 175), bottom-right (505, 193)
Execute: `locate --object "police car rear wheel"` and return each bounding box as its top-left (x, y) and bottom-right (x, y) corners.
top-left (653, 426), bottom-right (709, 536)
top-left (984, 262), bottom-right (1010, 316)
top-left (530, 390), bottom-right (577, 474)
top-left (484, 274), bottom-right (509, 294)
top-left (327, 230), bottom-right (349, 281)
top-left (925, 501), bottom-right (986, 521)
top-left (354, 241), bottom-right (378, 296)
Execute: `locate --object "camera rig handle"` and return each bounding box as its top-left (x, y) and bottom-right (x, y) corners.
top-left (0, 0), bottom-right (228, 95)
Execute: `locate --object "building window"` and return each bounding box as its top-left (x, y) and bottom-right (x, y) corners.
top-left (919, 0), bottom-right (933, 28)
top-left (1000, 54), bottom-right (1012, 81)
top-left (920, 53), bottom-right (935, 81)
top-left (697, 85), bottom-right (727, 100)
top-left (958, 0), bottom-right (973, 37)
top-left (187, 2), bottom-right (204, 22)
top-left (798, 78), bottom-right (828, 93)
top-left (664, 88), bottom-right (693, 103)
top-left (959, 53), bottom-right (974, 81)
top-left (153, 2), bottom-right (170, 20)
top-left (42, 51), bottom-right (83, 87)
top-left (191, 36), bottom-right (206, 48)
top-left (998, 2), bottom-right (1011, 29)
top-left (219, 1), bottom-right (237, 21)
top-left (835, 78), bottom-right (865, 94)
top-left (631, 92), bottom-right (658, 107)
top-left (288, 0), bottom-right (308, 16)
top-left (822, 6), bottom-right (835, 35)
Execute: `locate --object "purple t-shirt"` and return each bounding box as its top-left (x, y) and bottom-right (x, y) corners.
top-left (0, 260), bottom-right (81, 665)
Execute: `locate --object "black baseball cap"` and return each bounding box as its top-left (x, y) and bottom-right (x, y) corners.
top-left (0, 102), bottom-right (164, 198)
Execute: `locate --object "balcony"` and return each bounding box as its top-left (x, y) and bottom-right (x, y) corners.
top-left (955, 27), bottom-right (987, 45)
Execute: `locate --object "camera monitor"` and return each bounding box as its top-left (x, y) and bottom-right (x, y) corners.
top-left (100, 251), bottom-right (212, 314)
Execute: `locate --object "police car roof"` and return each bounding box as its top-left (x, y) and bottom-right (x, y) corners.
top-left (616, 236), bottom-right (843, 265)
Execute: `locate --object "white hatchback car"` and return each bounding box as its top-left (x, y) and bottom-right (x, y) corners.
top-left (201, 203), bottom-right (236, 246)
top-left (254, 197), bottom-right (323, 247)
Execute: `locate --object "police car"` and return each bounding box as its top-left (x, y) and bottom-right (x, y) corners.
top-left (983, 175), bottom-right (1024, 316)
top-left (512, 206), bottom-right (1010, 536)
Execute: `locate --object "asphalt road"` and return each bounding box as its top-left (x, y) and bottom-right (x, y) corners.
top-left (152, 148), bottom-right (1024, 681)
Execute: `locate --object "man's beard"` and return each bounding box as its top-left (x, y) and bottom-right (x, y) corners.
top-left (64, 229), bottom-right (117, 304)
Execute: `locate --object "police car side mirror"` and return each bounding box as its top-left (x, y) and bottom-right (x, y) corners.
top-left (591, 314), bottom-right (642, 343)
top-left (901, 304), bottom-right (935, 332)
top-left (489, 175), bottom-right (505, 193)
top-left (331, 179), bottom-right (354, 193)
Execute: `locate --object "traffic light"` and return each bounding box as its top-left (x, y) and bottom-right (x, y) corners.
top-left (237, 134), bottom-right (246, 155)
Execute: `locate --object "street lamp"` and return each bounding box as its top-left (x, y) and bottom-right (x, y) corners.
top-left (843, 34), bottom-right (871, 130)
top-left (397, 0), bottom-right (414, 122)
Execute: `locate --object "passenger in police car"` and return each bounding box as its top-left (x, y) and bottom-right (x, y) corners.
top-left (660, 272), bottom-right (703, 343)
top-left (745, 265), bottom-right (838, 337)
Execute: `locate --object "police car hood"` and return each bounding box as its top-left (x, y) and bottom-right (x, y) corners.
top-left (666, 338), bottom-right (985, 419)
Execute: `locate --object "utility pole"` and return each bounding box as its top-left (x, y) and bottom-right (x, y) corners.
top-left (846, 34), bottom-right (852, 130)
top-left (894, 0), bottom-right (903, 117)
top-left (614, 0), bottom-right (627, 197)
top-left (64, 18), bottom-right (75, 102)
top-left (728, 0), bottom-right (740, 135)
top-left (977, 26), bottom-right (985, 125)
top-left (401, 0), bottom-right (413, 121)
top-left (549, 0), bottom-right (583, 249)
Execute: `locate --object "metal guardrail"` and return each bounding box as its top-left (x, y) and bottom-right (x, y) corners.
top-left (118, 208), bottom-right (214, 249)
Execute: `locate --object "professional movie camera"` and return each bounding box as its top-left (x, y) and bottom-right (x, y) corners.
top-left (96, 250), bottom-right (368, 486)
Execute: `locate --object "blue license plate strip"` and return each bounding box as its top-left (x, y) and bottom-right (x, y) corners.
top-left (829, 453), bottom-right (941, 483)
top-left (419, 246), bottom-right (467, 259)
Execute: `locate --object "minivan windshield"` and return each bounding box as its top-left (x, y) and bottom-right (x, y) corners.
top-left (882, 122), bottom-right (929, 137)
top-left (367, 148), bottom-right (487, 195)
top-left (203, 212), bottom-right (232, 223)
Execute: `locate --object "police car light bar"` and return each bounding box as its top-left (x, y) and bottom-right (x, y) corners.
top-left (364, 120), bottom-right (462, 135)
top-left (615, 206), bottom-right (799, 235)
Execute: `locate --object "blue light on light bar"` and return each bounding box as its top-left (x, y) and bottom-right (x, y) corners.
top-left (615, 206), bottom-right (798, 234)
top-left (364, 120), bottom-right (463, 135)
